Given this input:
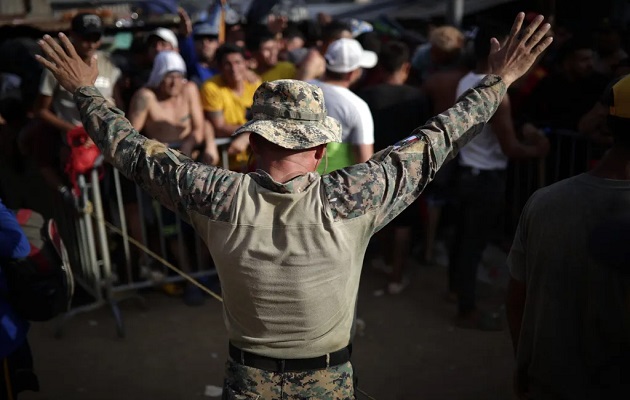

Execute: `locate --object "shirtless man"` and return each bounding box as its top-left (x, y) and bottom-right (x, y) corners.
top-left (129, 51), bottom-right (204, 157)
top-left (127, 51), bottom-right (217, 305)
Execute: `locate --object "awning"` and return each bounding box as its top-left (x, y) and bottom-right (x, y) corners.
top-left (305, 0), bottom-right (516, 21)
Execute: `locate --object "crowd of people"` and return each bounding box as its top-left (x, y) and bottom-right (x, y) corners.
top-left (0, 3), bottom-right (630, 399)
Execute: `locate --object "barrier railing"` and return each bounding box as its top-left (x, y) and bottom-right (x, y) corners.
top-left (506, 129), bottom-right (599, 232)
top-left (55, 158), bottom-right (220, 338)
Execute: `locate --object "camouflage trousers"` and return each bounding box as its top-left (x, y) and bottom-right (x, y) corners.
top-left (222, 359), bottom-right (355, 399)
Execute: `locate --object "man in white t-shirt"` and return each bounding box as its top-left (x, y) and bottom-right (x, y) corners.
top-left (506, 74), bottom-right (630, 399)
top-left (33, 13), bottom-right (121, 191)
top-left (448, 24), bottom-right (549, 330)
top-left (311, 38), bottom-right (377, 173)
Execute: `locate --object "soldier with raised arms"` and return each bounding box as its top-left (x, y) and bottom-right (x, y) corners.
top-left (35, 13), bottom-right (552, 399)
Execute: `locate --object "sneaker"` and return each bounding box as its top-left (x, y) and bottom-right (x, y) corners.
top-left (162, 282), bottom-right (183, 296)
top-left (387, 279), bottom-right (409, 295)
top-left (371, 257), bottom-right (392, 274)
top-left (355, 318), bottom-right (366, 336)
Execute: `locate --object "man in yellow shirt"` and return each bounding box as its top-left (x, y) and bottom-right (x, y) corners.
top-left (200, 44), bottom-right (261, 159)
top-left (246, 26), bottom-right (296, 82)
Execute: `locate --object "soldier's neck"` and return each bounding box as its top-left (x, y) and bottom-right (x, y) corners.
top-left (260, 156), bottom-right (317, 183)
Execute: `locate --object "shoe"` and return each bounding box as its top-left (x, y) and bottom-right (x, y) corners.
top-left (371, 257), bottom-right (393, 274)
top-left (355, 318), bottom-right (366, 336)
top-left (387, 279), bottom-right (409, 295)
top-left (162, 282), bottom-right (183, 296)
top-left (456, 310), bottom-right (504, 331)
top-left (183, 283), bottom-right (205, 306)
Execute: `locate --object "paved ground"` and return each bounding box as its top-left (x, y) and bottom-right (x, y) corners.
top-left (21, 248), bottom-right (515, 400)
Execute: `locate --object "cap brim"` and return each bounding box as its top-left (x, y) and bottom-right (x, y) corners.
top-left (234, 116), bottom-right (341, 150)
top-left (359, 50), bottom-right (378, 69)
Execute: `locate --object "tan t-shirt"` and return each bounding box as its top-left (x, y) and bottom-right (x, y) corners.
top-left (39, 51), bottom-right (120, 126)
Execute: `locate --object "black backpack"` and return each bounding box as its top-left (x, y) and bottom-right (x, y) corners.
top-left (2, 210), bottom-right (74, 321)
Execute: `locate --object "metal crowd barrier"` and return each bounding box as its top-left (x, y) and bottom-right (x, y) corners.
top-left (55, 152), bottom-right (227, 338)
top-left (506, 129), bottom-right (599, 231)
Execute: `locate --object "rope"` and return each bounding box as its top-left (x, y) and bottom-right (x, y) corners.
top-left (88, 211), bottom-right (378, 400)
top-left (93, 214), bottom-right (223, 303)
top-left (357, 388), bottom-right (378, 400)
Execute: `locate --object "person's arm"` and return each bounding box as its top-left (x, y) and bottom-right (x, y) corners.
top-left (34, 94), bottom-right (76, 132)
top-left (323, 13), bottom-right (553, 227)
top-left (0, 201), bottom-right (30, 259)
top-left (205, 111), bottom-right (241, 138)
top-left (352, 144), bottom-right (373, 164)
top-left (199, 81), bottom-right (242, 137)
top-left (325, 74), bottom-right (507, 226)
top-left (506, 277), bottom-right (526, 354)
top-left (295, 49), bottom-right (325, 81)
top-left (35, 33), bottom-right (243, 222)
top-left (202, 120), bottom-right (220, 165)
top-left (491, 95), bottom-right (549, 159)
top-left (350, 100), bottom-right (374, 163)
top-left (505, 194), bottom-right (532, 355)
top-left (35, 70), bottom-right (77, 132)
top-left (127, 88), bottom-right (152, 132)
top-left (179, 82), bottom-right (204, 156)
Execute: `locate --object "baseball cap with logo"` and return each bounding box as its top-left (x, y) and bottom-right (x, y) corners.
top-left (325, 38), bottom-right (377, 74)
top-left (234, 80), bottom-right (341, 150)
top-left (147, 27), bottom-right (179, 49)
top-left (71, 13), bottom-right (103, 40)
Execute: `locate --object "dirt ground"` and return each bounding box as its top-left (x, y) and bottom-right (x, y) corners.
top-left (20, 253), bottom-right (515, 400)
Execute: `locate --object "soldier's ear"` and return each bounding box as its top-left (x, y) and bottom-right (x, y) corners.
top-left (314, 144), bottom-right (326, 161)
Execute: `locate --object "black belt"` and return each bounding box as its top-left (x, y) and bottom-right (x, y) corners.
top-left (228, 343), bottom-right (351, 373)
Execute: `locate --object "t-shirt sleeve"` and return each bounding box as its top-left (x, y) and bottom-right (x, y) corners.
top-left (349, 100), bottom-right (374, 145)
top-left (39, 69), bottom-right (58, 97)
top-left (111, 66), bottom-right (122, 89)
top-left (200, 81), bottom-right (224, 112)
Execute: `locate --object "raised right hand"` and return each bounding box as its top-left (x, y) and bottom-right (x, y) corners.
top-left (489, 13), bottom-right (553, 87)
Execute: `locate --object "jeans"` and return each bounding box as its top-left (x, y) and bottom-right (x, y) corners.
top-left (448, 166), bottom-right (506, 314)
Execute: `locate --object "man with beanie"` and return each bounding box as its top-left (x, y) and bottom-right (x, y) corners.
top-left (36, 13), bottom-right (552, 398)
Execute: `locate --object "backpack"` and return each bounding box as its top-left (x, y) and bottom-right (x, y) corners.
top-left (2, 210), bottom-right (74, 321)
top-left (65, 126), bottom-right (103, 196)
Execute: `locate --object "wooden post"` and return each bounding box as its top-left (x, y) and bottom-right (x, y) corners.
top-left (218, 0), bottom-right (227, 44)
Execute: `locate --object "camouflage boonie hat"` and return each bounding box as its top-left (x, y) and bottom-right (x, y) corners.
top-left (233, 80), bottom-right (341, 149)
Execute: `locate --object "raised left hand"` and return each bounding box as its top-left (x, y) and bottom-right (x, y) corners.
top-left (35, 33), bottom-right (98, 93)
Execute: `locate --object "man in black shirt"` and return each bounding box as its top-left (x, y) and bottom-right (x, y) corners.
top-left (359, 41), bottom-right (430, 294)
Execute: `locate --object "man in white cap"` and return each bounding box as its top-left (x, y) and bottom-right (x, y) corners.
top-left (35, 13), bottom-right (552, 398)
top-left (146, 27), bottom-right (179, 64)
top-left (127, 50), bottom-right (218, 305)
top-left (311, 38), bottom-right (377, 173)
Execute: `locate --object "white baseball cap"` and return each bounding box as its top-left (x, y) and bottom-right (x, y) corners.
top-left (147, 27), bottom-right (179, 49)
top-left (325, 38), bottom-right (377, 73)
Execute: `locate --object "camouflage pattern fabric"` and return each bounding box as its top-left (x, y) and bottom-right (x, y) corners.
top-left (74, 75), bottom-right (505, 390)
top-left (233, 80), bottom-right (342, 150)
top-left (222, 360), bottom-right (354, 400)
top-left (75, 75), bottom-right (504, 229)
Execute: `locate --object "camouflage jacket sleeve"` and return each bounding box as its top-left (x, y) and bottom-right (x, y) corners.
top-left (323, 75), bottom-right (506, 231)
top-left (74, 86), bottom-right (242, 222)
